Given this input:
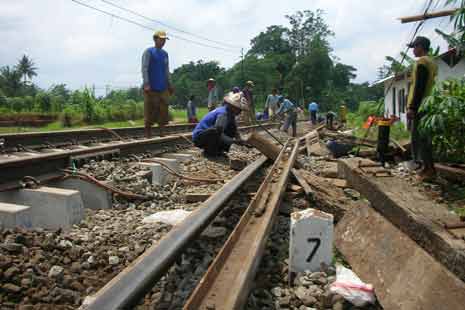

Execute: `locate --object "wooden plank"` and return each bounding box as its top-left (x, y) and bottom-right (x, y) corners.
top-left (336, 203), bottom-right (465, 310)
top-left (291, 168), bottom-right (314, 198)
top-left (338, 157), bottom-right (465, 282)
top-left (399, 9), bottom-right (458, 24)
top-left (436, 163), bottom-right (465, 183)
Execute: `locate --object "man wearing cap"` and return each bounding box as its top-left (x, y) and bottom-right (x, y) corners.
top-left (406, 36), bottom-right (438, 181)
top-left (242, 81), bottom-right (255, 123)
top-left (207, 78), bottom-right (219, 111)
top-left (141, 30), bottom-right (174, 138)
top-left (192, 92), bottom-right (248, 157)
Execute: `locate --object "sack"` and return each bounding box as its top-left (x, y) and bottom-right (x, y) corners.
top-left (142, 209), bottom-right (191, 226)
top-left (329, 265), bottom-right (376, 307)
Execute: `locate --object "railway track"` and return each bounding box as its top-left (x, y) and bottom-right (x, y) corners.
top-left (0, 123), bottom-right (285, 309)
top-left (0, 123), bottom-right (275, 188)
top-left (82, 138), bottom-right (300, 309)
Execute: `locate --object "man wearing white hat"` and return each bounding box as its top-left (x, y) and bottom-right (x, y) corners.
top-left (141, 30), bottom-right (174, 138)
top-left (192, 92), bottom-right (248, 157)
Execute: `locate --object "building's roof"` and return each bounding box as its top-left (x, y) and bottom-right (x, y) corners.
top-left (369, 75), bottom-right (394, 87)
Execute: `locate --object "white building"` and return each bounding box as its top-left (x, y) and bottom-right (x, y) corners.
top-left (373, 49), bottom-right (465, 126)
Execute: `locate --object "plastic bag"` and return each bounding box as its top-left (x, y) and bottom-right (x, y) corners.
top-left (142, 209), bottom-right (191, 225)
top-left (329, 264), bottom-right (376, 307)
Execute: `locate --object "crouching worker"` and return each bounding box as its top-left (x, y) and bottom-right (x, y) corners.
top-left (192, 92), bottom-right (249, 157)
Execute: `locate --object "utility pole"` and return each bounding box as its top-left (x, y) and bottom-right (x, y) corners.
top-left (241, 48), bottom-right (245, 86)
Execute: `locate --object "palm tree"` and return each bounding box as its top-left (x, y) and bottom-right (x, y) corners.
top-left (16, 54), bottom-right (37, 84)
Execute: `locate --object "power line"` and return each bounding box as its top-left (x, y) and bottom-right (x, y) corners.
top-left (70, 0), bottom-right (240, 54)
top-left (99, 0), bottom-right (242, 49)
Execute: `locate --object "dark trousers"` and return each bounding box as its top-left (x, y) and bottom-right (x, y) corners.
top-left (411, 113), bottom-right (434, 169)
top-left (193, 127), bottom-right (233, 156)
top-left (310, 111), bottom-right (317, 124)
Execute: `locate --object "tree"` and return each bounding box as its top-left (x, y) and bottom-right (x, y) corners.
top-left (248, 25), bottom-right (292, 57)
top-left (332, 63), bottom-right (357, 90)
top-left (0, 66), bottom-right (22, 97)
top-left (286, 35), bottom-right (333, 104)
top-left (285, 10), bottom-right (334, 59)
top-left (49, 84), bottom-right (71, 101)
top-left (16, 54), bottom-right (37, 84)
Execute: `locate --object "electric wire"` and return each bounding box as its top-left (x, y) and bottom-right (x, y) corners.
top-left (70, 0), bottom-right (240, 54)
top-left (99, 0), bottom-right (242, 49)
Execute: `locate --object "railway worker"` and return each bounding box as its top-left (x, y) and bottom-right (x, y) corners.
top-left (192, 92), bottom-right (249, 157)
top-left (308, 100), bottom-right (319, 125)
top-left (207, 78), bottom-right (219, 111)
top-left (264, 88), bottom-right (280, 118)
top-left (339, 103), bottom-right (347, 126)
top-left (142, 30), bottom-right (174, 138)
top-left (274, 96), bottom-right (298, 137)
top-left (186, 95), bottom-right (197, 123)
top-left (242, 81), bottom-right (255, 123)
top-left (326, 111), bottom-right (336, 130)
top-left (406, 36), bottom-right (438, 181)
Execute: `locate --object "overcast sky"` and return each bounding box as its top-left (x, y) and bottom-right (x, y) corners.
top-left (0, 0), bottom-right (454, 94)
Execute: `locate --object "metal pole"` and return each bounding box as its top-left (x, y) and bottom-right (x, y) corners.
top-left (241, 48), bottom-right (245, 85)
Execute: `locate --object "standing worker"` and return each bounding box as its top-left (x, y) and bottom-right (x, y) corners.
top-left (274, 96), bottom-right (298, 137)
top-left (406, 36), bottom-right (438, 181)
top-left (141, 30), bottom-right (174, 138)
top-left (186, 95), bottom-right (197, 123)
top-left (242, 81), bottom-right (255, 123)
top-left (326, 111), bottom-right (336, 129)
top-left (207, 78), bottom-right (219, 111)
top-left (308, 100), bottom-right (319, 125)
top-left (264, 88), bottom-right (280, 117)
top-left (193, 92), bottom-right (248, 157)
top-left (339, 103), bottom-right (347, 127)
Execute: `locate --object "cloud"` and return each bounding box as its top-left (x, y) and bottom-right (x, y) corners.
top-left (0, 0), bottom-right (453, 93)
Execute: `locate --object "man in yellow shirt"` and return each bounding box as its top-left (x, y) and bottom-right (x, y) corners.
top-left (406, 36), bottom-right (437, 181)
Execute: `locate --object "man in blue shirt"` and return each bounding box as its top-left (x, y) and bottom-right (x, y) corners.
top-left (141, 30), bottom-right (174, 138)
top-left (308, 101), bottom-right (319, 125)
top-left (193, 92), bottom-right (248, 157)
top-left (274, 96), bottom-right (298, 137)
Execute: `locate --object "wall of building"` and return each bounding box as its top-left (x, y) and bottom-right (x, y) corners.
top-left (383, 79), bottom-right (409, 126)
top-left (437, 58), bottom-right (465, 81)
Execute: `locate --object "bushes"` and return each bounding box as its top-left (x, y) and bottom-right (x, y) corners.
top-left (421, 78), bottom-right (465, 163)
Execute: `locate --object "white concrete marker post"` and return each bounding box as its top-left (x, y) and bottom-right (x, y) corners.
top-left (0, 187), bottom-right (84, 230)
top-left (290, 208), bottom-right (333, 274)
top-left (0, 202), bottom-right (33, 229)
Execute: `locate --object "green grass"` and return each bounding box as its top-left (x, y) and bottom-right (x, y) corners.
top-left (0, 107), bottom-right (211, 134)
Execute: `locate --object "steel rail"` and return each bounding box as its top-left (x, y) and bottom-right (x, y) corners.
top-left (0, 121), bottom-right (274, 152)
top-left (184, 139), bottom-right (299, 310)
top-left (0, 123), bottom-right (197, 151)
top-left (0, 124), bottom-right (274, 186)
top-left (82, 155), bottom-right (268, 310)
